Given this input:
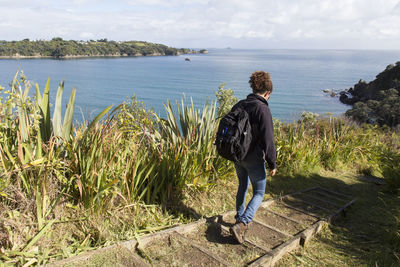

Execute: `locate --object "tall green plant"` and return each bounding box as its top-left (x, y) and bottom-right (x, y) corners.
top-left (35, 79), bottom-right (77, 142)
top-left (155, 98), bottom-right (230, 191)
top-left (215, 83), bottom-right (238, 118)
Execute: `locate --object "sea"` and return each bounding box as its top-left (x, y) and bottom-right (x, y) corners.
top-left (1, 49), bottom-right (400, 122)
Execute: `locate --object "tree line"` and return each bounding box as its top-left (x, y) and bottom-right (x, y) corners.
top-left (0, 38), bottom-right (195, 58)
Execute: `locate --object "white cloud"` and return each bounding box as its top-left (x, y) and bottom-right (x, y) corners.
top-left (0, 0), bottom-right (399, 48)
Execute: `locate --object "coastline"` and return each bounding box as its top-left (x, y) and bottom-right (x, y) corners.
top-left (0, 52), bottom-right (196, 59)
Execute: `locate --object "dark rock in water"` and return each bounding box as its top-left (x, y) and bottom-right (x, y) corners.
top-left (339, 91), bottom-right (358, 105)
top-left (339, 92), bottom-right (348, 103)
top-left (323, 89), bottom-right (338, 97)
top-left (185, 57), bottom-right (191, 61)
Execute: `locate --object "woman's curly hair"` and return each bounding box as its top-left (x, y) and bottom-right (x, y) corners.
top-left (249, 71), bottom-right (273, 94)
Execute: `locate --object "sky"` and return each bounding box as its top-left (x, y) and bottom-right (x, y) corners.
top-left (0, 0), bottom-right (400, 49)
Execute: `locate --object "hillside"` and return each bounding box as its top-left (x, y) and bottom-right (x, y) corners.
top-left (1, 73), bottom-right (399, 265)
top-left (0, 38), bottom-right (200, 58)
top-left (340, 62), bottom-right (400, 127)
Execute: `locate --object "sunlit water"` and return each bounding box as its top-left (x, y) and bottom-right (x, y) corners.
top-left (1, 49), bottom-right (400, 122)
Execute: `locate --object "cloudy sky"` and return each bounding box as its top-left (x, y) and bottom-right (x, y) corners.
top-left (1, 0), bottom-right (400, 49)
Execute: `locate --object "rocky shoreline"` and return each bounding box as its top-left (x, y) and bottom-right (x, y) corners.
top-left (337, 62), bottom-right (400, 127)
top-left (0, 38), bottom-right (208, 59)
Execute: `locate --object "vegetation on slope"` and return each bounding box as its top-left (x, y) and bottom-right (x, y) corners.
top-left (0, 72), bottom-right (399, 265)
top-left (340, 61), bottom-right (400, 127)
top-left (0, 38), bottom-right (197, 58)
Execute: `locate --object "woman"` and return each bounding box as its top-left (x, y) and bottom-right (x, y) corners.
top-left (230, 71), bottom-right (277, 243)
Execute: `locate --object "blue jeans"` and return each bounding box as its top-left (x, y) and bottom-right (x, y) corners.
top-left (234, 161), bottom-right (266, 225)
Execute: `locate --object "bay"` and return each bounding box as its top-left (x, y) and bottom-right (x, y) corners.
top-left (1, 49), bottom-right (400, 122)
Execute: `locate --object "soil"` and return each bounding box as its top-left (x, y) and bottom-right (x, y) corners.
top-left (245, 221), bottom-right (289, 250)
top-left (254, 207), bottom-right (306, 235)
top-left (304, 189), bottom-right (349, 206)
top-left (295, 193), bottom-right (340, 211)
top-left (183, 223), bottom-right (266, 266)
top-left (280, 196), bottom-right (330, 218)
top-left (316, 188), bottom-right (352, 201)
top-left (142, 234), bottom-right (223, 266)
top-left (267, 202), bottom-right (318, 226)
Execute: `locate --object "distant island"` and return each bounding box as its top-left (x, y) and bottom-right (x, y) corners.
top-left (0, 38), bottom-right (208, 58)
top-left (340, 61), bottom-right (400, 127)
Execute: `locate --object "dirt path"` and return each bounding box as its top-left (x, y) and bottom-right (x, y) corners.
top-left (49, 186), bottom-right (355, 267)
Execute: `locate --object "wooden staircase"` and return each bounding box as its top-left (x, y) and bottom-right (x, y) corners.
top-left (50, 186), bottom-right (356, 267)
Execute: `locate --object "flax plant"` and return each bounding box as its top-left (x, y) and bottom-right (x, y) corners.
top-left (156, 98), bottom-right (229, 191)
top-left (0, 72), bottom-right (77, 192)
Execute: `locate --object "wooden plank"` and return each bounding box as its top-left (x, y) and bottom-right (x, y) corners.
top-left (120, 239), bottom-right (138, 252)
top-left (328, 198), bottom-right (357, 221)
top-left (306, 189), bottom-right (348, 203)
top-left (220, 210), bottom-right (236, 221)
top-left (47, 243), bottom-right (151, 267)
top-left (249, 220), bottom-right (327, 267)
top-left (45, 244), bottom-right (118, 267)
top-left (248, 232), bottom-right (302, 267)
top-left (244, 238), bottom-right (273, 253)
top-left (280, 202), bottom-right (321, 219)
top-left (264, 208), bottom-right (304, 224)
top-left (219, 224), bottom-right (230, 233)
top-left (175, 232), bottom-right (231, 266)
top-left (137, 219), bottom-right (206, 248)
top-left (299, 220), bottom-right (327, 246)
top-left (294, 197), bottom-right (335, 212)
top-left (316, 186), bottom-right (351, 198)
top-left (252, 219), bottom-right (293, 238)
top-left (249, 196), bottom-right (357, 266)
top-left (275, 186), bottom-right (320, 202)
top-left (219, 224), bottom-right (271, 253)
top-left (286, 198), bottom-right (332, 212)
top-left (300, 193), bottom-right (343, 208)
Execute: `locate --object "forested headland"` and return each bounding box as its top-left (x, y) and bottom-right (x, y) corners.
top-left (340, 61), bottom-right (400, 127)
top-left (0, 38), bottom-right (203, 58)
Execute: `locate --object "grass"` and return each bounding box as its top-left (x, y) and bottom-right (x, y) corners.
top-left (180, 169), bottom-right (400, 266)
top-left (1, 75), bottom-right (400, 266)
top-left (50, 170), bottom-right (400, 266)
top-left (272, 171), bottom-right (400, 266)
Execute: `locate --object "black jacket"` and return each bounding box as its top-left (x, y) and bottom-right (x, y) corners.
top-left (233, 93), bottom-right (276, 169)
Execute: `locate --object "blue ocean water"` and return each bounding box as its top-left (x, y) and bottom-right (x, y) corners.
top-left (1, 49), bottom-right (400, 122)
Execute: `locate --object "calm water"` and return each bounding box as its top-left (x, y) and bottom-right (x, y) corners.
top-left (1, 49), bottom-right (400, 122)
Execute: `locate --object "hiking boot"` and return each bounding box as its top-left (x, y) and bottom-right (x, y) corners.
top-left (230, 222), bottom-right (246, 244)
top-left (235, 220), bottom-right (253, 230)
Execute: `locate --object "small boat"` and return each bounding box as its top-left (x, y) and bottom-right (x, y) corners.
top-left (185, 57), bottom-right (191, 61)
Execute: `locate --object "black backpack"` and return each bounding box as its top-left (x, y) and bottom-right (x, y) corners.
top-left (215, 101), bottom-right (252, 162)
